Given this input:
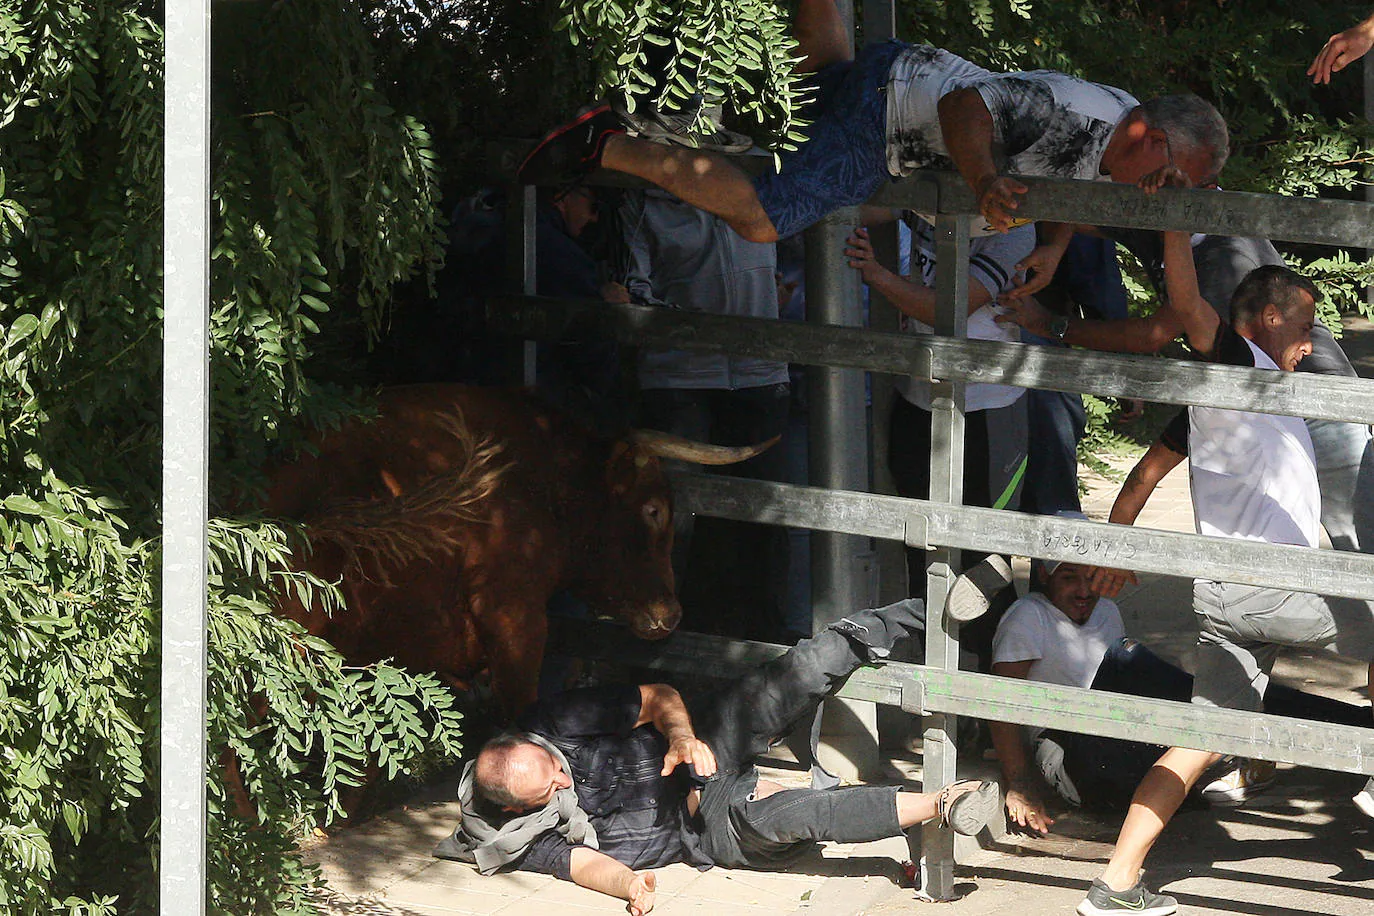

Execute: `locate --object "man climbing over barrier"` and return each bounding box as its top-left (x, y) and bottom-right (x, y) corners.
top-left (519, 0), bottom-right (1228, 301)
top-left (1070, 167), bottom-right (1374, 916)
top-left (435, 598), bottom-right (1001, 914)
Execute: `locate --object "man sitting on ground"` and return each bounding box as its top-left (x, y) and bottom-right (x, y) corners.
top-left (518, 0), bottom-right (1227, 289)
top-left (990, 552), bottom-right (1370, 837)
top-left (435, 600), bottom-right (999, 915)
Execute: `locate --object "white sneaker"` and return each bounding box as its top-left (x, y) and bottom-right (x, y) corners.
top-left (1354, 776), bottom-right (1374, 819)
top-left (1200, 758), bottom-right (1276, 806)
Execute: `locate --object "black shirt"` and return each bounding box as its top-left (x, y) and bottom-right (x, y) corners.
top-left (516, 685), bottom-right (711, 879)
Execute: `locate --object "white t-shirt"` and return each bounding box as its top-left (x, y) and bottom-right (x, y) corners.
top-left (894, 217), bottom-right (1033, 413)
top-left (885, 44), bottom-right (1138, 184)
top-left (992, 592), bottom-right (1126, 689)
top-left (1187, 325), bottom-right (1321, 549)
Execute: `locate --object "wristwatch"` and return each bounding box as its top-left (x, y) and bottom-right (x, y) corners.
top-left (1049, 316), bottom-right (1070, 341)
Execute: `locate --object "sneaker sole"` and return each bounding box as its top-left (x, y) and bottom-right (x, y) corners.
top-left (1354, 790), bottom-right (1374, 819)
top-left (944, 780), bottom-right (1000, 836)
top-left (946, 555), bottom-right (1013, 622)
top-left (1077, 900), bottom-right (1177, 916)
top-left (634, 129), bottom-right (753, 155)
top-left (517, 105), bottom-right (615, 184)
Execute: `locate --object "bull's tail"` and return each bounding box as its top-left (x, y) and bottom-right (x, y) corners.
top-left (301, 411), bottom-right (511, 586)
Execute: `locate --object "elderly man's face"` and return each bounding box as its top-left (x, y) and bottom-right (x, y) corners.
top-left (1106, 118), bottom-right (1216, 188)
top-left (503, 744), bottom-right (573, 811)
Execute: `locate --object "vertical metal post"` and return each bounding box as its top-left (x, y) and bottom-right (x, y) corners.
top-left (806, 207), bottom-right (870, 626)
top-left (805, 205), bottom-right (879, 780)
top-left (917, 213), bottom-right (971, 902)
top-left (161, 0), bottom-right (211, 910)
top-left (862, 0), bottom-right (896, 44)
top-left (1366, 53), bottom-right (1373, 308)
top-left (507, 185), bottom-right (538, 386)
top-left (860, 0), bottom-right (906, 606)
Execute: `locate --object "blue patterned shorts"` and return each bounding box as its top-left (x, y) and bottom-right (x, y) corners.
top-left (753, 40), bottom-right (905, 240)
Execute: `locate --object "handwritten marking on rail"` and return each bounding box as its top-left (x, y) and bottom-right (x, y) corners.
top-left (1039, 529), bottom-right (1137, 565)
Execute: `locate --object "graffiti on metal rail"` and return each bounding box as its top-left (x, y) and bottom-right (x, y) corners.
top-left (1040, 528), bottom-right (1137, 565)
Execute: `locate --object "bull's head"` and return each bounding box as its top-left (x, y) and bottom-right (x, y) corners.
top-left (589, 431), bottom-right (778, 640)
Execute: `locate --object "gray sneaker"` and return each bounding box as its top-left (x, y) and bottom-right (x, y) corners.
top-left (1077, 878), bottom-right (1177, 916)
top-left (612, 94), bottom-right (753, 154)
top-left (946, 555), bottom-right (1014, 622)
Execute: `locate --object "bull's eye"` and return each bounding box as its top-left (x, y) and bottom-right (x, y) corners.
top-left (642, 500), bottom-right (667, 531)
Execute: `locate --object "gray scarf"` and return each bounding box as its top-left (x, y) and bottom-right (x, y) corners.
top-left (433, 733), bottom-right (598, 874)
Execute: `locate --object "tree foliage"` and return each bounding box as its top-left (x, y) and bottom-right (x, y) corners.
top-left (1, 0), bottom-right (459, 911)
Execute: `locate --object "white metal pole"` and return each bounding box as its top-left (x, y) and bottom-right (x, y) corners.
top-left (161, 0), bottom-right (211, 909)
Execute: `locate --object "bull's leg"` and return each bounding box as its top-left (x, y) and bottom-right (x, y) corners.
top-left (477, 597), bottom-right (549, 718)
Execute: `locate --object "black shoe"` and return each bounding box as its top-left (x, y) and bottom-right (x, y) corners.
top-left (1077, 877), bottom-right (1177, 916)
top-left (518, 105), bottom-right (625, 185)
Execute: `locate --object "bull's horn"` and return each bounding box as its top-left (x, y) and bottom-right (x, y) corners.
top-left (629, 430), bottom-right (780, 466)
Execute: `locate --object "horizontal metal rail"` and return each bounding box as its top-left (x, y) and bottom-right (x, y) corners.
top-left (871, 171), bottom-right (1374, 249)
top-left (671, 473), bottom-right (1374, 602)
top-left (488, 297), bottom-right (1374, 426)
top-left (548, 619), bottom-right (1374, 776)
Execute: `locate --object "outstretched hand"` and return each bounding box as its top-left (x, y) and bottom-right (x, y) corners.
top-left (1309, 18), bottom-right (1374, 85)
top-left (662, 736), bottom-right (717, 778)
top-left (994, 295), bottom-right (1053, 338)
top-left (1138, 165), bottom-right (1192, 195)
top-left (1005, 785), bottom-right (1054, 836)
top-left (626, 871), bottom-right (657, 916)
top-left (1089, 566), bottom-right (1138, 599)
top-left (975, 175), bottom-right (1029, 232)
top-left (1001, 244), bottom-right (1065, 301)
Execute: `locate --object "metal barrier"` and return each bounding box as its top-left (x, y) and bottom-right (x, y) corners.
top-left (495, 168), bottom-right (1374, 900)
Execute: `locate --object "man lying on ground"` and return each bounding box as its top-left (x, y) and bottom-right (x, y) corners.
top-left (519, 0), bottom-right (1226, 302)
top-left (435, 599), bottom-right (999, 915)
top-left (1074, 166), bottom-right (1374, 916)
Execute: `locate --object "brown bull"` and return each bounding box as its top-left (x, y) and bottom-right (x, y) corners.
top-left (264, 383), bottom-right (768, 715)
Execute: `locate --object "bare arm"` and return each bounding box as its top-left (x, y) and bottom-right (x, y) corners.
top-left (989, 660), bottom-right (1054, 835)
top-left (845, 227), bottom-right (991, 325)
top-left (998, 297), bottom-right (1185, 354)
top-left (1309, 12), bottom-right (1374, 84)
top-left (1088, 437), bottom-right (1186, 597)
top-left (569, 847), bottom-right (657, 916)
top-left (636, 683), bottom-right (717, 777)
top-left (1137, 168), bottom-right (1221, 355)
top-left (937, 88), bottom-right (1027, 231)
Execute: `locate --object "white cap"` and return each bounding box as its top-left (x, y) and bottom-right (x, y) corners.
top-left (1039, 510), bottom-right (1089, 576)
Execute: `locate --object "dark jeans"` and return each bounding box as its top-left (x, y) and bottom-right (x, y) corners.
top-left (887, 394), bottom-right (1017, 669)
top-left (691, 600), bottom-right (924, 867)
top-left (1047, 638), bottom-right (1372, 810)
